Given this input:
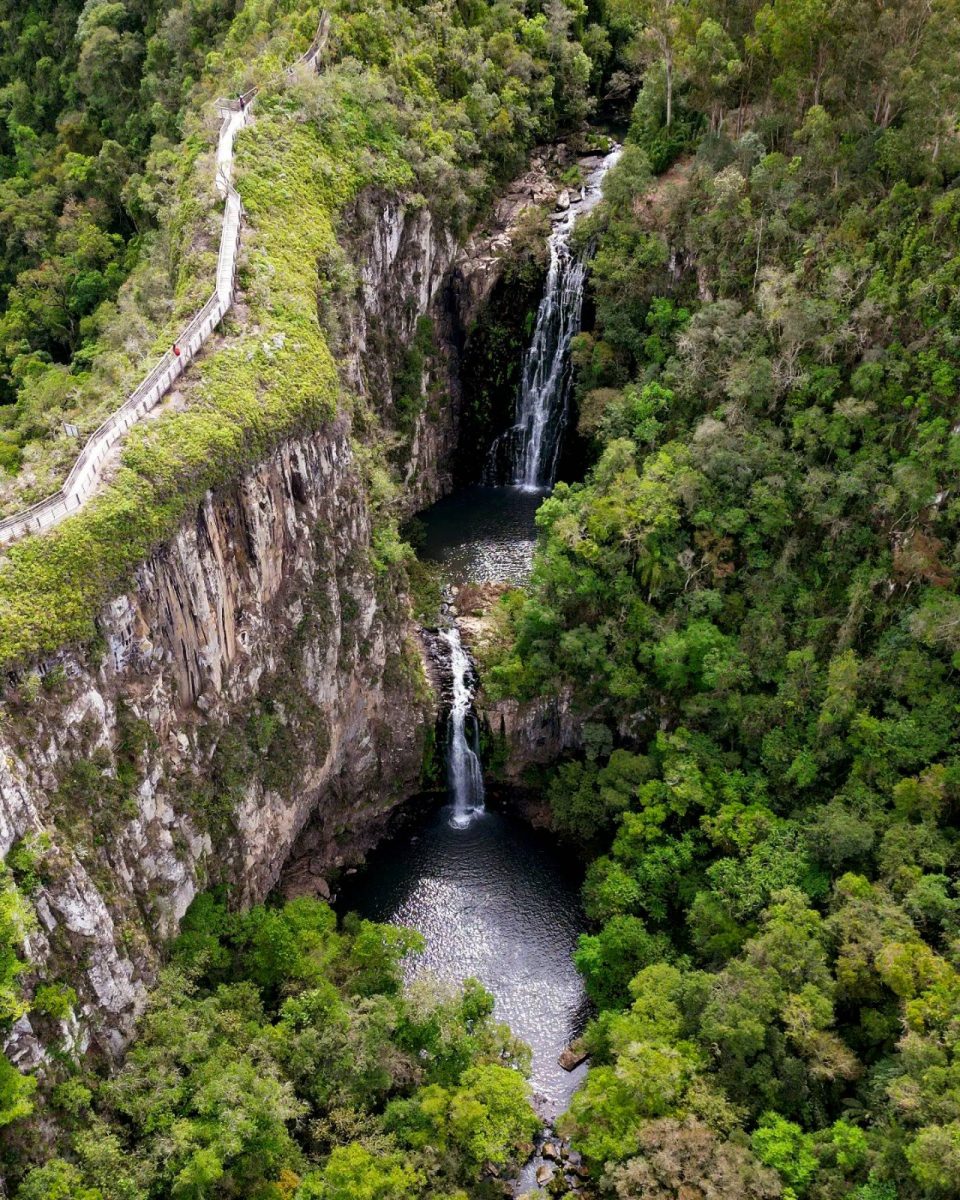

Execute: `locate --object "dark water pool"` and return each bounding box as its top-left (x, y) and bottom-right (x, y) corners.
top-left (417, 485), bottom-right (544, 586)
top-left (335, 801), bottom-right (590, 1119)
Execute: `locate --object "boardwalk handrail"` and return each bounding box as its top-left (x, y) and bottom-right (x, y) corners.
top-left (0, 12), bottom-right (330, 547)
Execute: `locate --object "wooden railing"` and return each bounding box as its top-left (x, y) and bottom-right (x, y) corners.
top-left (0, 12), bottom-right (330, 548)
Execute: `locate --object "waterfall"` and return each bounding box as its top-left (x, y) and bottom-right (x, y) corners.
top-left (486, 145), bottom-right (623, 490)
top-left (440, 625), bottom-right (486, 829)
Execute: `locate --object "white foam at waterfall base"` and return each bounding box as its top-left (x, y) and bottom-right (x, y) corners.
top-left (439, 625), bottom-right (486, 829)
top-left (485, 144), bottom-right (623, 490)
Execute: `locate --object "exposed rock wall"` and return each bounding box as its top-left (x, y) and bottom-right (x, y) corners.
top-left (0, 154), bottom-right (583, 1071)
top-left (341, 151), bottom-right (572, 500)
top-left (480, 694), bottom-right (582, 782)
top-left (0, 420), bottom-right (432, 1062)
top-left (342, 191), bottom-right (460, 511)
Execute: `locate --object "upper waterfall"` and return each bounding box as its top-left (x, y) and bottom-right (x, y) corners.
top-left (486, 145), bottom-right (622, 490)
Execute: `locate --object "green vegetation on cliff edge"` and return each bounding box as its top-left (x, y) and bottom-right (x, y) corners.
top-left (0, 0), bottom-right (599, 668)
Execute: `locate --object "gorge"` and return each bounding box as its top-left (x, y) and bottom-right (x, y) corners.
top-left (4, 2), bottom-right (960, 1198)
top-left (0, 107), bottom-right (613, 1104)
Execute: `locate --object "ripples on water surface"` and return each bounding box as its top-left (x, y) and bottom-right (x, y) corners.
top-left (336, 802), bottom-right (590, 1118)
top-left (417, 485), bottom-right (544, 586)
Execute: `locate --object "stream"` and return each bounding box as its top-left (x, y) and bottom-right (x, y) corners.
top-left (336, 144), bottom-right (621, 1192)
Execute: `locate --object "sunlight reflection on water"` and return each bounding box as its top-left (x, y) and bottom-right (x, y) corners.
top-left (417, 485), bottom-right (544, 586)
top-left (336, 804), bottom-right (590, 1118)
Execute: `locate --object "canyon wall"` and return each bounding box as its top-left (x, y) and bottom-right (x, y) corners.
top-left (0, 181), bottom-right (482, 1067)
top-left (0, 420), bottom-right (432, 1065)
top-left (0, 152), bottom-right (572, 1071)
top-left (342, 191), bottom-right (461, 511)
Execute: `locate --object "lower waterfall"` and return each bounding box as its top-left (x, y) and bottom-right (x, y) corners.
top-left (440, 624), bottom-right (486, 828)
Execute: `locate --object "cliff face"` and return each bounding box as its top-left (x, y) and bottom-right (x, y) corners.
top-left (342, 191), bottom-right (461, 512)
top-left (0, 160), bottom-right (571, 1072)
top-left (0, 418), bottom-right (434, 1065)
top-left (341, 159), bottom-right (564, 501)
top-left (481, 693), bottom-right (582, 784)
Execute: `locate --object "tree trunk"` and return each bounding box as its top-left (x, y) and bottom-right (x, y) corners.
top-left (665, 47), bottom-right (673, 127)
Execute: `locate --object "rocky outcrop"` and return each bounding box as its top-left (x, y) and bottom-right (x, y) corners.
top-left (453, 146), bottom-right (578, 329)
top-left (481, 691), bottom-right (582, 782)
top-left (453, 583), bottom-right (583, 781)
top-left (341, 191), bottom-right (460, 511)
top-left (0, 420), bottom-right (432, 1061)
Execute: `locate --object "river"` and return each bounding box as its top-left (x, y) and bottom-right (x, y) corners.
top-left (336, 144), bottom-right (622, 1191)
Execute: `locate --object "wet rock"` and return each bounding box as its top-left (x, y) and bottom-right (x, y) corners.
top-left (542, 1142), bottom-right (560, 1161)
top-left (536, 1163), bottom-right (555, 1186)
top-left (559, 1043), bottom-right (589, 1071)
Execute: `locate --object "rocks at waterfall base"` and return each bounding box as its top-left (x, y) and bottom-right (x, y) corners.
top-left (558, 1041), bottom-right (589, 1072)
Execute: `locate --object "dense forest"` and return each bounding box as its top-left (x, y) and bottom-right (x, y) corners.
top-left (0, 0), bottom-right (594, 1196)
top-left (0, 0), bottom-right (240, 408)
top-left (6, 890), bottom-right (541, 1197)
top-left (2, 0), bottom-right (960, 1197)
top-left (483, 0), bottom-right (960, 1196)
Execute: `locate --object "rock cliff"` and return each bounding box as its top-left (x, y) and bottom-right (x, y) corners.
top-left (0, 150), bottom-right (580, 1071)
top-left (342, 191), bottom-right (460, 511)
top-left (0, 420), bottom-right (432, 1063)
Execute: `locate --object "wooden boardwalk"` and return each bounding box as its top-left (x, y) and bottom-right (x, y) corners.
top-left (0, 14), bottom-right (330, 547)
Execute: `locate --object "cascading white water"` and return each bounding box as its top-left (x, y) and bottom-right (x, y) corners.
top-left (440, 625), bottom-right (486, 828)
top-left (486, 145), bottom-right (623, 490)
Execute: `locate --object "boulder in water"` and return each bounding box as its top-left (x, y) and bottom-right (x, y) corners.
top-left (559, 1042), bottom-right (589, 1071)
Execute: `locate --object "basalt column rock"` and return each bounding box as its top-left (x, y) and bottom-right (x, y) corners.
top-left (0, 419), bottom-right (432, 1062)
